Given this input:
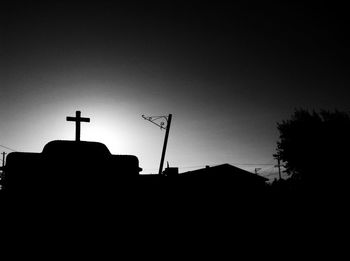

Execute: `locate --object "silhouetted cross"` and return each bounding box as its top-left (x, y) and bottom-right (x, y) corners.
top-left (66, 111), bottom-right (90, 141)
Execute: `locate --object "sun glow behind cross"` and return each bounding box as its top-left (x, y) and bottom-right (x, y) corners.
top-left (57, 102), bottom-right (166, 174)
top-left (83, 120), bottom-right (128, 153)
top-left (64, 108), bottom-right (138, 153)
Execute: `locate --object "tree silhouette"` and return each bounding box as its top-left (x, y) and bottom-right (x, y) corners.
top-left (275, 109), bottom-right (350, 189)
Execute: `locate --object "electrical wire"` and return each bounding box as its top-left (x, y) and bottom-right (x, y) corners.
top-left (0, 144), bottom-right (17, 152)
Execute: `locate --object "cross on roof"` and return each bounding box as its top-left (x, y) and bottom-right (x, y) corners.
top-left (66, 111), bottom-right (90, 141)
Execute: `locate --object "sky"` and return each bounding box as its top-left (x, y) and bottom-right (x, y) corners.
top-left (1, 2), bottom-right (349, 179)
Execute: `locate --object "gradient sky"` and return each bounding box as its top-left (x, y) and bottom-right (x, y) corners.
top-left (1, 2), bottom-right (349, 178)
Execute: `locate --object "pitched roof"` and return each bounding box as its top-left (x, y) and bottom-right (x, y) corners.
top-left (180, 163), bottom-right (268, 182)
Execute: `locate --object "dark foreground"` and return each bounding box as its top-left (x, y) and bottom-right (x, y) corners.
top-left (1, 172), bottom-right (345, 218)
top-left (1, 173), bottom-right (347, 259)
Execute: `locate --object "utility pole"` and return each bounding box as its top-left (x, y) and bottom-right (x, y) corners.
top-left (276, 156), bottom-right (282, 180)
top-left (159, 114), bottom-right (172, 175)
top-left (1, 152), bottom-right (6, 168)
top-left (273, 153), bottom-right (282, 180)
top-left (142, 114), bottom-right (172, 175)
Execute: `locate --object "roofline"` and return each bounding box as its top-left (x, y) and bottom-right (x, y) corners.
top-left (180, 163), bottom-right (269, 181)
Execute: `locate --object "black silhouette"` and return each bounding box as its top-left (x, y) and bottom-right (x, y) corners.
top-left (1, 109), bottom-right (334, 243)
top-left (66, 110), bottom-right (90, 141)
top-left (1, 111), bottom-right (142, 194)
top-left (0, 109), bottom-right (273, 215)
top-left (142, 114), bottom-right (172, 175)
top-left (2, 140), bottom-right (142, 193)
top-left (179, 164), bottom-right (268, 193)
top-left (274, 109), bottom-right (350, 193)
top-left (181, 164), bottom-right (267, 183)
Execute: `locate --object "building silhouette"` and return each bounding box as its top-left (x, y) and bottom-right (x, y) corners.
top-left (2, 140), bottom-right (142, 193)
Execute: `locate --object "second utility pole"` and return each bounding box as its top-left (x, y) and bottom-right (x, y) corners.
top-left (277, 157), bottom-right (282, 180)
top-left (2, 152), bottom-right (6, 168)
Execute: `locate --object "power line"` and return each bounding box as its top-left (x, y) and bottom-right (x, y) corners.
top-left (143, 163), bottom-right (276, 172)
top-left (179, 165), bottom-right (209, 170)
top-left (260, 167), bottom-right (276, 175)
top-left (0, 144), bottom-right (16, 152)
top-left (265, 172), bottom-right (277, 177)
top-left (231, 163), bottom-right (274, 166)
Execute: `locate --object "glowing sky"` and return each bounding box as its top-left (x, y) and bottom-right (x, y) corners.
top-left (1, 2), bottom-right (349, 178)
